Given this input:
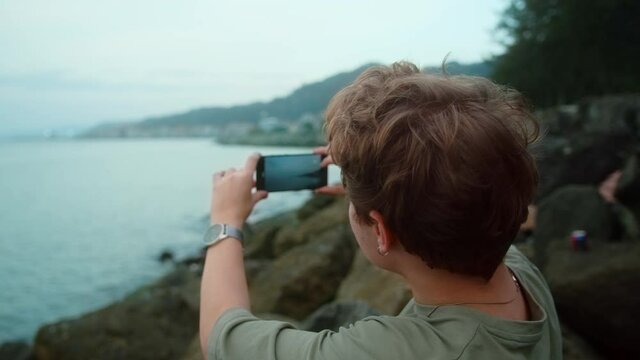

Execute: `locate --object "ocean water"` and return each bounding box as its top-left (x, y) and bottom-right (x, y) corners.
top-left (0, 139), bottom-right (337, 342)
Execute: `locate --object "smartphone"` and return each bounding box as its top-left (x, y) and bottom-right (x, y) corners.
top-left (256, 154), bottom-right (328, 192)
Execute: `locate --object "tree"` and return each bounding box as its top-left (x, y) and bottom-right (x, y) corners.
top-left (493, 0), bottom-right (640, 107)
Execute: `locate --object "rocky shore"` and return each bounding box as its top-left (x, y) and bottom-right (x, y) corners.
top-left (3, 95), bottom-right (639, 360)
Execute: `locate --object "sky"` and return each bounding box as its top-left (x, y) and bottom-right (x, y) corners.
top-left (0, 0), bottom-right (508, 136)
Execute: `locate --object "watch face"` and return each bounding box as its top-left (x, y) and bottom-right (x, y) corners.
top-left (203, 224), bottom-right (224, 245)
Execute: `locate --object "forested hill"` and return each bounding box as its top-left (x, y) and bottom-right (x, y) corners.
top-left (81, 61), bottom-right (491, 138)
top-left (140, 63), bottom-right (376, 128)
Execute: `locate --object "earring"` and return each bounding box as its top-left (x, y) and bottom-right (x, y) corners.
top-left (377, 246), bottom-right (389, 257)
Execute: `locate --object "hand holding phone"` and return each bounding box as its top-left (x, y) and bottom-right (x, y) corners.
top-left (211, 153), bottom-right (268, 227)
top-left (256, 153), bottom-right (328, 192)
top-left (313, 146), bottom-right (346, 196)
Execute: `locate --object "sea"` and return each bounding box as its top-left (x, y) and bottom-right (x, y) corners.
top-left (0, 138), bottom-right (339, 343)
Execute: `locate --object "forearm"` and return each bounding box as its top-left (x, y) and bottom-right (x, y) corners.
top-left (199, 153), bottom-right (267, 358)
top-left (199, 237), bottom-right (250, 356)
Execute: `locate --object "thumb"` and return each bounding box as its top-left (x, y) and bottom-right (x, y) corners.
top-left (252, 190), bottom-right (268, 205)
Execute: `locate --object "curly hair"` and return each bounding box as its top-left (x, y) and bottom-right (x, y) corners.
top-left (325, 61), bottom-right (540, 280)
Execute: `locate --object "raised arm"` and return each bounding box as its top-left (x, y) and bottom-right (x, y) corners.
top-left (199, 153), bottom-right (268, 357)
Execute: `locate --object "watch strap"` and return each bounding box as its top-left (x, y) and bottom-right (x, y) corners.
top-left (204, 223), bottom-right (244, 248)
top-left (222, 224), bottom-right (244, 243)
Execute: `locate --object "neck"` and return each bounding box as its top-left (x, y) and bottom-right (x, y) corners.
top-left (396, 255), bottom-right (514, 307)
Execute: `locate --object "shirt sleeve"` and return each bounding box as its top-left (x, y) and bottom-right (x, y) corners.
top-left (207, 308), bottom-right (402, 360)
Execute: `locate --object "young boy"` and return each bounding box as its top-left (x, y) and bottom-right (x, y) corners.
top-left (200, 61), bottom-right (562, 359)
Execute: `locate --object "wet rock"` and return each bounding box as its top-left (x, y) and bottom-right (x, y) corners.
top-left (336, 251), bottom-right (411, 315)
top-left (34, 266), bottom-right (200, 360)
top-left (542, 238), bottom-right (640, 359)
top-left (301, 300), bottom-right (381, 332)
top-left (0, 341), bottom-right (33, 360)
top-left (249, 226), bottom-right (355, 320)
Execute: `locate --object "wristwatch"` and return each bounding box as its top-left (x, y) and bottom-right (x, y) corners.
top-left (203, 224), bottom-right (244, 248)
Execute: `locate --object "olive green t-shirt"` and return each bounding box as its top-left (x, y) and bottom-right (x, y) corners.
top-left (208, 246), bottom-right (562, 359)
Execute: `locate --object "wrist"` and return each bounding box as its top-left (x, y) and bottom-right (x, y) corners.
top-left (210, 216), bottom-right (244, 229)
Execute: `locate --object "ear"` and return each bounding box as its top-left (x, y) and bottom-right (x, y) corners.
top-left (368, 210), bottom-right (395, 254)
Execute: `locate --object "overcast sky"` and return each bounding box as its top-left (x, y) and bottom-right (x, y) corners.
top-left (0, 0), bottom-right (507, 136)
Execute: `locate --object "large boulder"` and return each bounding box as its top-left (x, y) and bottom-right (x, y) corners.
top-left (249, 226), bottom-right (355, 320)
top-left (336, 251), bottom-right (411, 315)
top-left (536, 135), bottom-right (631, 200)
top-left (34, 266), bottom-right (200, 360)
top-left (561, 324), bottom-right (605, 360)
top-left (244, 210), bottom-right (298, 260)
top-left (300, 300), bottom-right (381, 332)
top-left (577, 95), bottom-right (640, 136)
top-left (615, 153), bottom-right (640, 218)
top-left (179, 337), bottom-right (202, 360)
top-left (272, 198), bottom-right (349, 257)
top-left (245, 195), bottom-right (343, 260)
top-left (534, 185), bottom-right (617, 266)
top-left (534, 95), bottom-right (640, 200)
top-left (296, 195), bottom-right (337, 221)
top-left (0, 341), bottom-right (33, 360)
top-left (542, 238), bottom-right (640, 358)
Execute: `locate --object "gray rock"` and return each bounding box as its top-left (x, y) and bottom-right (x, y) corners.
top-left (34, 266), bottom-right (200, 360)
top-left (249, 226), bottom-right (355, 320)
top-left (336, 251), bottom-right (411, 315)
top-left (244, 211), bottom-right (298, 260)
top-left (297, 195), bottom-right (337, 221)
top-left (536, 135), bottom-right (631, 200)
top-left (615, 154), bottom-right (640, 218)
top-left (561, 324), bottom-right (605, 360)
top-left (543, 238), bottom-right (640, 359)
top-left (534, 185), bottom-right (616, 266)
top-left (273, 198), bottom-right (349, 257)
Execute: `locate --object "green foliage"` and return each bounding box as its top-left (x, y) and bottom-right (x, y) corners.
top-left (424, 61), bottom-right (493, 77)
top-left (493, 0), bottom-right (640, 106)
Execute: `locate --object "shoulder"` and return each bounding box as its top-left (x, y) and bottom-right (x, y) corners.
top-left (209, 307), bottom-right (479, 360)
top-left (504, 245), bottom-right (551, 300)
top-left (504, 245), bottom-right (563, 352)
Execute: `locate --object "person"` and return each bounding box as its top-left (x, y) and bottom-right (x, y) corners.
top-left (199, 62), bottom-right (562, 359)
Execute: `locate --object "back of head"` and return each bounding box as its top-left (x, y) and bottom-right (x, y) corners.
top-left (325, 61), bottom-right (539, 280)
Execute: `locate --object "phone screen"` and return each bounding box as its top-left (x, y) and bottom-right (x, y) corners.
top-left (257, 154), bottom-right (327, 192)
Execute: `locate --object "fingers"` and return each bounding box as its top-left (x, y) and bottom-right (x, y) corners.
top-left (213, 171), bottom-right (225, 184)
top-left (314, 146), bottom-right (335, 167)
top-left (320, 155), bottom-right (334, 168)
top-left (314, 184), bottom-right (346, 196)
top-left (252, 190), bottom-right (268, 205)
top-left (244, 153), bottom-right (261, 174)
top-left (313, 146), bottom-right (328, 155)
